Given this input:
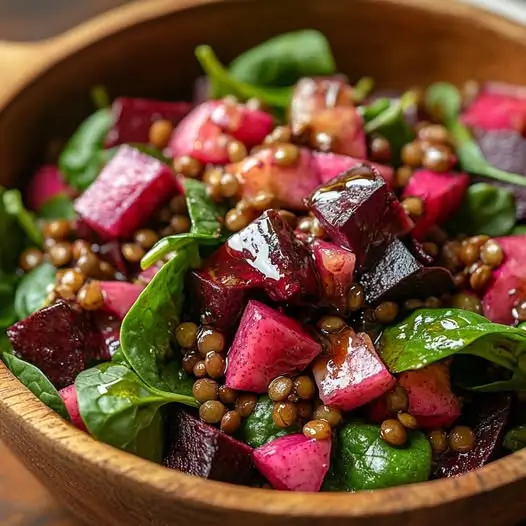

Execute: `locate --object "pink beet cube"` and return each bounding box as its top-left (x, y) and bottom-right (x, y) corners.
top-left (313, 327), bottom-right (395, 411)
top-left (59, 384), bottom-right (88, 432)
top-left (254, 434), bottom-right (331, 492)
top-left (25, 164), bottom-right (73, 211)
top-left (74, 145), bottom-right (180, 239)
top-left (225, 300), bottom-right (322, 392)
top-left (100, 281), bottom-right (144, 319)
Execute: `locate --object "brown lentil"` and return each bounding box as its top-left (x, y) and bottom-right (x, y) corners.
top-left (175, 322), bottom-right (198, 349)
top-left (287, 393), bottom-right (300, 404)
top-left (470, 235), bottom-right (490, 249)
top-left (225, 208), bottom-right (250, 232)
top-left (250, 191), bottom-right (275, 211)
top-left (422, 242), bottom-right (439, 258)
top-left (148, 119), bottom-right (173, 149)
top-left (422, 144), bottom-right (453, 172)
top-left (220, 172), bottom-right (240, 198)
top-left (395, 166), bottom-right (413, 188)
top-left (441, 240), bottom-right (462, 271)
top-left (401, 196), bottom-right (424, 218)
top-left (169, 194), bottom-right (188, 215)
top-left (313, 405), bottom-right (342, 427)
top-left (220, 410), bottom-right (242, 435)
top-left (347, 283), bottom-right (365, 312)
top-left (480, 240), bottom-right (504, 268)
top-left (43, 219), bottom-right (71, 241)
top-left (277, 210), bottom-right (297, 229)
top-left (197, 328), bottom-right (225, 355)
top-left (311, 219), bottom-right (326, 238)
top-left (77, 281), bottom-right (104, 311)
top-left (55, 284), bottom-right (76, 300)
top-left (370, 136), bottom-right (392, 163)
top-left (459, 241), bottom-right (480, 266)
top-left (404, 298), bottom-right (425, 311)
top-left (469, 264), bottom-right (492, 291)
top-left (72, 239), bottom-right (92, 260)
top-left (385, 384), bottom-right (409, 413)
top-left (424, 296), bottom-right (442, 309)
top-left (218, 385), bottom-right (238, 405)
top-left (134, 229), bottom-right (159, 250)
top-left (401, 141), bottom-right (423, 167)
top-left (99, 261), bottom-right (115, 280)
top-left (417, 124), bottom-right (450, 145)
top-left (272, 402), bottom-right (298, 428)
top-left (268, 376), bottom-right (294, 402)
top-left (303, 419), bottom-right (332, 440)
top-left (205, 351), bottom-right (226, 379)
top-left (296, 401), bottom-right (314, 420)
top-left (374, 301), bottom-right (399, 324)
top-left (235, 393), bottom-right (258, 417)
top-left (428, 429), bottom-right (448, 454)
top-left (76, 251), bottom-right (101, 277)
top-left (48, 242), bottom-right (73, 267)
top-left (451, 292), bottom-right (482, 314)
top-left (121, 243), bottom-right (145, 263)
top-left (199, 400), bottom-right (226, 424)
top-left (173, 155), bottom-right (202, 178)
top-left (264, 125), bottom-right (292, 145)
top-left (155, 206), bottom-right (173, 224)
top-left (273, 143), bottom-right (300, 166)
top-left (397, 412), bottom-right (418, 429)
top-left (170, 215), bottom-right (191, 234)
top-left (448, 425), bottom-right (476, 453)
top-left (318, 315), bottom-right (346, 333)
top-left (294, 376), bottom-right (316, 400)
top-left (60, 268), bottom-right (85, 293)
top-left (227, 140), bottom-right (248, 163)
top-left (19, 248), bottom-right (44, 272)
top-left (192, 378), bottom-right (219, 403)
top-left (182, 351), bottom-right (200, 374)
top-left (380, 419), bottom-right (407, 447)
top-left (453, 272), bottom-right (468, 289)
top-left (193, 360), bottom-right (207, 378)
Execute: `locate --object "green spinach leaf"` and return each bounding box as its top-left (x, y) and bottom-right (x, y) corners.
top-left (228, 30), bottom-right (336, 87)
top-left (352, 77), bottom-right (374, 104)
top-left (2, 189), bottom-right (43, 247)
top-left (14, 262), bottom-right (56, 320)
top-left (38, 194), bottom-right (76, 220)
top-left (361, 97), bottom-right (391, 123)
top-left (0, 187), bottom-right (24, 273)
top-left (91, 85), bottom-right (111, 109)
top-left (425, 83), bottom-right (526, 187)
top-left (2, 353), bottom-right (69, 420)
top-left (0, 273), bottom-right (19, 331)
top-left (512, 225), bottom-right (526, 235)
top-left (448, 183), bottom-right (516, 237)
top-left (504, 425), bottom-right (526, 451)
top-left (121, 244), bottom-right (200, 394)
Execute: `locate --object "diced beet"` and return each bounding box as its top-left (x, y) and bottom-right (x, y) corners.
top-left (398, 363), bottom-right (461, 429)
top-left (168, 100), bottom-right (273, 165)
top-left (59, 384), bottom-right (88, 432)
top-left (253, 434), bottom-right (331, 492)
top-left (310, 240), bottom-right (355, 312)
top-left (474, 129), bottom-right (526, 178)
top-left (407, 237), bottom-right (436, 266)
top-left (290, 77), bottom-right (366, 159)
top-left (7, 301), bottom-right (107, 389)
top-left (307, 165), bottom-right (413, 269)
top-left (360, 238), bottom-right (455, 305)
top-left (312, 151), bottom-right (394, 187)
top-left (225, 300), bottom-right (321, 392)
top-left (74, 145), bottom-right (180, 240)
top-left (227, 147), bottom-right (320, 210)
top-left (100, 281), bottom-right (143, 319)
top-left (98, 241), bottom-right (131, 277)
top-left (313, 327), bottom-right (395, 411)
top-left (163, 407), bottom-right (256, 485)
top-left (194, 210), bottom-right (319, 329)
top-left (483, 235), bottom-right (526, 325)
top-left (25, 164), bottom-right (73, 211)
top-left (92, 311), bottom-right (121, 357)
top-left (402, 169), bottom-right (469, 240)
top-left (104, 97), bottom-right (192, 148)
top-left (433, 394), bottom-right (511, 478)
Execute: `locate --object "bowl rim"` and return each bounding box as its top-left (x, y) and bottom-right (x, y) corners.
top-left (2, 0), bottom-right (526, 517)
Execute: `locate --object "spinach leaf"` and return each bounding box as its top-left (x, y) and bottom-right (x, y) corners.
top-left (425, 83), bottom-right (526, 187)
top-left (512, 225), bottom-right (526, 235)
top-left (352, 77), bottom-right (374, 104)
top-left (91, 85), bottom-right (111, 109)
top-left (121, 244), bottom-right (200, 394)
top-left (58, 108), bottom-right (114, 191)
top-left (141, 179), bottom-right (227, 269)
top-left (76, 363), bottom-right (195, 462)
top-left (228, 30), bottom-right (336, 87)
top-left (2, 189), bottom-right (43, 247)
top-left (38, 194), bottom-right (76, 220)
top-left (0, 273), bottom-right (19, 331)
top-left (504, 425), bottom-right (526, 451)
top-left (2, 352), bottom-right (69, 420)
top-left (196, 45), bottom-right (292, 109)
top-left (327, 423), bottom-right (431, 491)
top-left (0, 187), bottom-right (24, 273)
top-left (14, 262), bottom-right (56, 320)
top-left (379, 309), bottom-right (526, 391)
top-left (0, 335), bottom-right (11, 353)
top-left (448, 183), bottom-right (516, 237)
top-left (361, 97), bottom-right (390, 123)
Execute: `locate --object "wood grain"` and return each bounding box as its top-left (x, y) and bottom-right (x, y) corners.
top-left (1, 1), bottom-right (526, 525)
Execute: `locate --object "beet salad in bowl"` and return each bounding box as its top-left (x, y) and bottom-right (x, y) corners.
top-left (2, 29), bottom-right (526, 493)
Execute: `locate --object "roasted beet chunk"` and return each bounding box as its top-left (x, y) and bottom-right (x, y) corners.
top-left (360, 239), bottom-right (454, 304)
top-left (307, 165), bottom-right (413, 269)
top-left (163, 408), bottom-right (256, 485)
top-left (6, 301), bottom-right (106, 389)
top-left (192, 210), bottom-right (319, 328)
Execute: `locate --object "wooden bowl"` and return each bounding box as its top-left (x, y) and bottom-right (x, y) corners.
top-left (1, 1), bottom-right (526, 524)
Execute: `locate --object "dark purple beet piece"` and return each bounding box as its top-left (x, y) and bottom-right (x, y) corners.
top-left (474, 128), bottom-right (526, 177)
top-left (307, 165), bottom-right (413, 269)
top-left (6, 301), bottom-right (107, 389)
top-left (406, 237), bottom-right (436, 266)
top-left (359, 238), bottom-right (455, 304)
top-left (104, 97), bottom-right (192, 148)
top-left (92, 311), bottom-right (121, 357)
top-left (163, 408), bottom-right (256, 485)
top-left (432, 394), bottom-right (511, 479)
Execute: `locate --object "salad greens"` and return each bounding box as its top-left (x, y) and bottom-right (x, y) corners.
top-left (14, 262), bottom-right (56, 320)
top-left (504, 425), bottom-right (526, 452)
top-left (0, 274), bottom-right (19, 334)
top-left (37, 194), bottom-right (76, 220)
top-left (2, 189), bottom-right (43, 247)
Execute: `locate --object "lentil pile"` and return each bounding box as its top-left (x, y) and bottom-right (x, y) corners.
top-left (3, 29), bottom-right (526, 494)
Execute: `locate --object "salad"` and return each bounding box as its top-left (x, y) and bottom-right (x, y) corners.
top-left (2, 29), bottom-right (526, 493)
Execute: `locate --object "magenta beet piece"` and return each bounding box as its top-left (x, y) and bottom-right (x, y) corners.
top-left (433, 394), bottom-right (511, 478)
top-left (253, 433), bottom-right (331, 492)
top-left (228, 147), bottom-right (321, 210)
top-left (483, 235), bottom-right (526, 325)
top-left (225, 300), bottom-right (321, 392)
top-left (25, 164), bottom-right (73, 211)
top-left (7, 301), bottom-right (107, 389)
top-left (290, 77), bottom-right (366, 159)
top-left (97, 241), bottom-right (130, 276)
top-left (313, 327), bottom-right (395, 411)
top-left (74, 145), bottom-right (180, 240)
top-left (163, 408), bottom-right (256, 485)
top-left (92, 311), bottom-right (121, 357)
top-left (100, 281), bottom-right (143, 319)
top-left (398, 363), bottom-right (461, 429)
top-left (402, 169), bottom-right (469, 241)
top-left (313, 151), bottom-right (394, 187)
top-left (311, 239), bottom-right (355, 312)
top-left (104, 97), bottom-right (192, 148)
top-left (137, 263), bottom-right (161, 285)
top-left (59, 384), bottom-right (88, 432)
top-left (360, 238), bottom-right (455, 305)
top-left (307, 165), bottom-right (413, 269)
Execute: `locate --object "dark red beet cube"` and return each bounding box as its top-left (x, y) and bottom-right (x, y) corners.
top-left (307, 165), bottom-right (413, 269)
top-left (104, 97), bottom-right (192, 148)
top-left (163, 408), bottom-right (256, 485)
top-left (359, 239), bottom-right (455, 304)
top-left (7, 301), bottom-right (107, 389)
